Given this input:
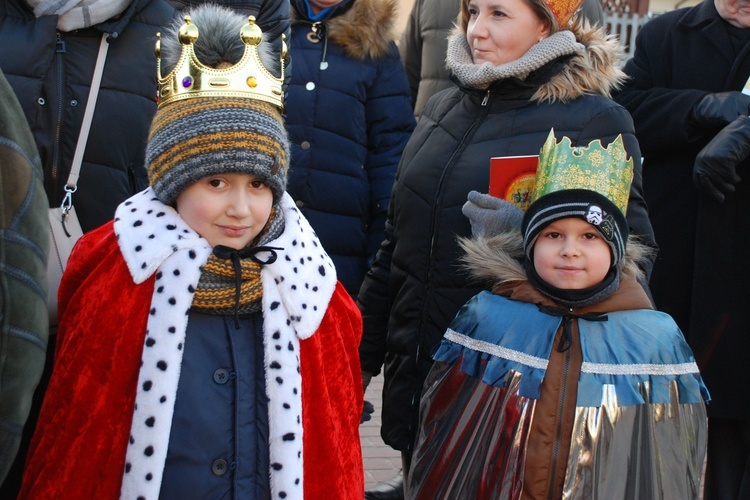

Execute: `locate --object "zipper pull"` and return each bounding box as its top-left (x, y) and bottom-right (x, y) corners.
top-left (481, 90), bottom-right (490, 106)
top-left (56, 32), bottom-right (66, 53)
top-left (307, 22), bottom-right (322, 42)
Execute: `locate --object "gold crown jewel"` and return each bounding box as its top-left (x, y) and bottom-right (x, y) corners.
top-left (532, 129), bottom-right (634, 215)
top-left (155, 15), bottom-right (285, 110)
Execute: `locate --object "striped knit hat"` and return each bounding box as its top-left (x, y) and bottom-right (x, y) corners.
top-left (145, 3), bottom-right (288, 207)
top-left (146, 96), bottom-right (288, 206)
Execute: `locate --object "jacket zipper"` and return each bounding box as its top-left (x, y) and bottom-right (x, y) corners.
top-left (481, 89), bottom-right (491, 106)
top-left (417, 95), bottom-right (492, 364)
top-left (410, 91), bottom-right (492, 449)
top-left (51, 32), bottom-right (66, 204)
top-left (548, 313), bottom-right (573, 500)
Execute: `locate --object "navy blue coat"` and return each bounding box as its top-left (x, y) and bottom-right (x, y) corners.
top-left (285, 0), bottom-right (415, 296)
top-left (161, 312), bottom-right (270, 498)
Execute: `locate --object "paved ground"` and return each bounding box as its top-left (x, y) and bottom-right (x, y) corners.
top-left (359, 373), bottom-right (402, 490)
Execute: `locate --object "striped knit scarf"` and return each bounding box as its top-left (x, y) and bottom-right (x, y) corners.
top-left (27, 0), bottom-right (131, 31)
top-left (192, 205), bottom-right (284, 317)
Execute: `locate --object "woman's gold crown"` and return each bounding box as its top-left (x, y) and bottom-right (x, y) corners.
top-left (155, 15), bottom-right (285, 110)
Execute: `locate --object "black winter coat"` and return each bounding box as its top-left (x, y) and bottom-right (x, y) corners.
top-left (614, 0), bottom-right (750, 419)
top-left (0, 0), bottom-right (175, 233)
top-left (358, 26), bottom-right (656, 452)
top-left (286, 0), bottom-right (415, 297)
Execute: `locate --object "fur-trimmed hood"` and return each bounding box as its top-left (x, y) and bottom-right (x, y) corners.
top-left (531, 21), bottom-right (628, 102)
top-left (291, 0), bottom-right (398, 60)
top-left (458, 231), bottom-right (652, 291)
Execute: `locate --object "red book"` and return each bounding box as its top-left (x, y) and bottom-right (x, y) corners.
top-left (489, 155), bottom-right (538, 211)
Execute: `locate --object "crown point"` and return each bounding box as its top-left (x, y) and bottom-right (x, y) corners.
top-left (241, 16), bottom-right (262, 46)
top-left (179, 17), bottom-right (199, 45)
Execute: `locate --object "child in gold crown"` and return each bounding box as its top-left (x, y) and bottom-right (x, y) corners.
top-left (406, 130), bottom-right (709, 499)
top-left (18, 5), bottom-right (363, 499)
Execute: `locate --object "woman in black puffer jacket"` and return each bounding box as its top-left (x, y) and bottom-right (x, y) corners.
top-left (357, 0), bottom-right (656, 484)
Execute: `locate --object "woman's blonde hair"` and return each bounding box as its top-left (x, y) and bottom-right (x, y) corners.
top-left (456, 0), bottom-right (560, 36)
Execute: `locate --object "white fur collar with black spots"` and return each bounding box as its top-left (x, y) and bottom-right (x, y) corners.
top-left (113, 188), bottom-right (337, 499)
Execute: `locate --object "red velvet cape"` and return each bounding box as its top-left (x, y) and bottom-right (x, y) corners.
top-left (19, 222), bottom-right (364, 499)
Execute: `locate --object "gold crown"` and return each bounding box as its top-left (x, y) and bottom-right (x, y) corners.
top-left (155, 15), bottom-right (285, 110)
top-left (533, 129), bottom-right (634, 215)
top-left (546, 0), bottom-right (585, 27)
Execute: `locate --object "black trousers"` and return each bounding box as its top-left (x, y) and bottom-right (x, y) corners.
top-left (705, 417), bottom-right (750, 499)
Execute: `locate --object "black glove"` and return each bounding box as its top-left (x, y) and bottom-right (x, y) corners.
top-left (360, 371), bottom-right (375, 424)
top-left (690, 91), bottom-right (750, 129)
top-left (361, 400), bottom-right (375, 423)
top-left (462, 191), bottom-right (523, 238)
top-left (693, 115), bottom-right (750, 202)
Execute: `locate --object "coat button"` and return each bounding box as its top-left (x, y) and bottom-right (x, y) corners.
top-left (300, 141), bottom-right (311, 150)
top-left (295, 200), bottom-right (304, 208)
top-left (212, 459), bottom-right (228, 476)
top-left (305, 82), bottom-right (315, 91)
top-left (213, 368), bottom-right (229, 384)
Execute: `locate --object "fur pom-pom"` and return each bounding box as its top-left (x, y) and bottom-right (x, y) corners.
top-left (161, 4), bottom-right (280, 76)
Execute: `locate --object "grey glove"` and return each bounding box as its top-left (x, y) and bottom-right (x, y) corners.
top-left (693, 115), bottom-right (750, 202)
top-left (462, 190), bottom-right (523, 238)
top-left (690, 91), bottom-right (750, 129)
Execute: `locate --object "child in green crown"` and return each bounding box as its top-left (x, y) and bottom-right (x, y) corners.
top-left (406, 130), bottom-right (709, 499)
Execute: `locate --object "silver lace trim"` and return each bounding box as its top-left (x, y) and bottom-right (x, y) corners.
top-left (581, 361), bottom-right (700, 376)
top-left (445, 329), bottom-right (549, 370)
top-left (445, 329), bottom-right (700, 377)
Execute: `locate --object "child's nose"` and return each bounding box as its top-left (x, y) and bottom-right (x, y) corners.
top-left (227, 190), bottom-right (252, 217)
top-left (560, 239), bottom-right (581, 257)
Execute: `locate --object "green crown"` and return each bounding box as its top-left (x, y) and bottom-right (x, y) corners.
top-left (532, 129), bottom-right (634, 215)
